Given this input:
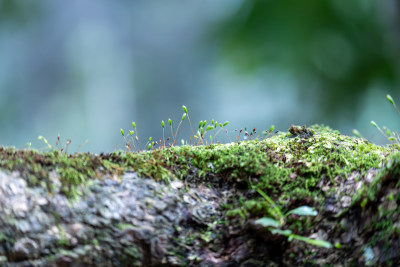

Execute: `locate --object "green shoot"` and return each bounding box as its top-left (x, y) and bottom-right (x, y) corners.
top-left (146, 137), bottom-right (152, 151)
top-left (161, 120), bottom-right (165, 147)
top-left (38, 134), bottom-right (72, 154)
top-left (121, 105), bottom-right (275, 151)
top-left (182, 105), bottom-right (195, 143)
top-left (132, 122), bottom-right (142, 151)
top-left (168, 118), bottom-right (174, 145)
top-left (371, 121), bottom-right (389, 140)
top-left (174, 113), bottom-right (187, 145)
top-left (256, 188), bottom-right (284, 225)
top-left (255, 188), bottom-right (331, 248)
top-left (38, 135), bottom-right (52, 150)
top-left (371, 94), bottom-right (400, 144)
top-left (387, 94), bottom-right (400, 117)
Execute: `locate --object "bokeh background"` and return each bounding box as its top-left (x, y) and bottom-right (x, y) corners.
top-left (0, 0), bottom-right (399, 153)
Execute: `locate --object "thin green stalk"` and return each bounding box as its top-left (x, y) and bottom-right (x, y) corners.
top-left (161, 120), bottom-right (165, 147)
top-left (256, 188), bottom-right (284, 225)
top-left (131, 122), bottom-right (142, 151)
top-left (174, 113), bottom-right (187, 145)
top-left (168, 118), bottom-right (174, 146)
top-left (371, 121), bottom-right (392, 143)
top-left (187, 114), bottom-right (194, 140)
top-left (387, 94), bottom-right (400, 117)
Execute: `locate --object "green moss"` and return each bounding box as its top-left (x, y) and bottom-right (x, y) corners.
top-left (0, 125), bottom-right (395, 215)
top-left (0, 147), bottom-right (104, 198)
top-left (122, 125), bottom-right (391, 217)
top-left (353, 151), bottom-right (400, 204)
top-left (344, 151), bottom-right (400, 264)
top-left (1, 125), bottom-right (399, 264)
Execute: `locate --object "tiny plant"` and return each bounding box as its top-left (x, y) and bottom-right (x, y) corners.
top-left (161, 120), bottom-right (165, 147)
top-left (56, 133), bottom-right (71, 154)
top-left (370, 94), bottom-right (399, 143)
top-left (174, 112), bottom-right (187, 145)
top-left (37, 134), bottom-right (86, 153)
top-left (38, 135), bottom-right (52, 150)
top-left (255, 188), bottom-right (332, 249)
top-left (38, 134), bottom-right (71, 153)
top-left (121, 122), bottom-right (143, 152)
top-left (120, 105), bottom-right (276, 152)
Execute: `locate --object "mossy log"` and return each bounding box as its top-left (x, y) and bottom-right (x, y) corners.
top-left (0, 125), bottom-right (399, 266)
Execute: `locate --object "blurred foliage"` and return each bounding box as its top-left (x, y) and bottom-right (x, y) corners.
top-left (0, 0), bottom-right (39, 26)
top-left (216, 0), bottom-right (400, 122)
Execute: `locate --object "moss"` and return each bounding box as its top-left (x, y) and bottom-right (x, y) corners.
top-left (0, 147), bottom-right (104, 198)
top-left (122, 125), bottom-right (391, 218)
top-left (353, 151), bottom-right (400, 205)
top-left (0, 125), bottom-right (395, 215)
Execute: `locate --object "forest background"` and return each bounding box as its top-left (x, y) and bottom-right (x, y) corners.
top-left (0, 0), bottom-right (399, 152)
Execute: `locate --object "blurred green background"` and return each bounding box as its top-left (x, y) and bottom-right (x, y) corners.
top-left (0, 0), bottom-right (399, 152)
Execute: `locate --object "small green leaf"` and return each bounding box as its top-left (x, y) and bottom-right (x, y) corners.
top-left (255, 217), bottom-right (281, 228)
top-left (360, 198), bottom-right (368, 208)
top-left (38, 136), bottom-right (44, 140)
top-left (211, 119), bottom-right (214, 125)
top-left (148, 143), bottom-right (152, 150)
top-left (270, 229), bottom-right (292, 236)
top-left (214, 122), bottom-right (218, 128)
top-left (387, 94), bottom-right (395, 105)
top-left (286, 206), bottom-right (318, 216)
top-left (370, 121), bottom-right (378, 128)
top-left (148, 137), bottom-right (152, 142)
top-left (161, 120), bottom-right (165, 128)
top-left (223, 121), bottom-right (229, 126)
top-left (132, 122), bottom-right (136, 128)
top-left (292, 235), bottom-right (332, 248)
top-left (202, 121), bottom-right (207, 127)
top-left (198, 121), bottom-right (203, 129)
top-left (182, 105), bottom-right (188, 113)
top-left (200, 127), bottom-right (204, 133)
top-left (120, 129), bottom-right (125, 136)
top-left (168, 118), bottom-right (172, 126)
top-left (219, 123), bottom-right (223, 128)
top-left (269, 125), bottom-right (275, 132)
top-left (304, 238), bottom-right (332, 249)
top-left (206, 126), bottom-right (214, 131)
top-left (129, 130), bottom-right (134, 136)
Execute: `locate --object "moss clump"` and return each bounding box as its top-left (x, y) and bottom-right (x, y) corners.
top-left (124, 125), bottom-right (391, 218)
top-left (0, 125), bottom-right (395, 214)
top-left (336, 151), bottom-right (400, 265)
top-left (0, 148), bottom-right (104, 198)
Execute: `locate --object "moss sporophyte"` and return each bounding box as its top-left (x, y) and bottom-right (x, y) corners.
top-left (354, 94), bottom-right (400, 144)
